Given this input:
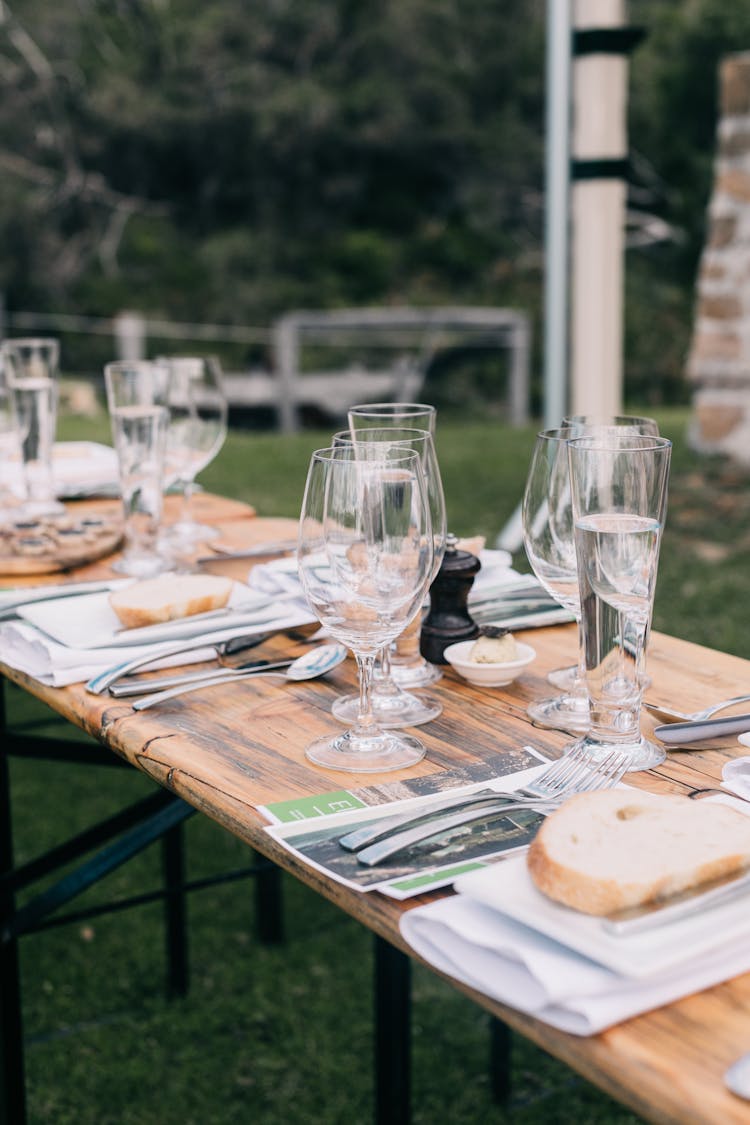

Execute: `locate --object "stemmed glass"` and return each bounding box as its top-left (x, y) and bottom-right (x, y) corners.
top-left (297, 445), bottom-right (434, 772)
top-left (349, 403), bottom-right (447, 706)
top-left (329, 426), bottom-right (447, 728)
top-left (160, 356), bottom-right (228, 547)
top-left (104, 359), bottom-right (171, 577)
top-left (2, 337), bottom-right (64, 517)
top-left (522, 428), bottom-right (590, 732)
top-left (544, 414), bottom-right (660, 693)
top-left (566, 432), bottom-right (671, 772)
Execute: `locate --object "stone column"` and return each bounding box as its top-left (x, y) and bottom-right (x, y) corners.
top-left (688, 52), bottom-right (750, 461)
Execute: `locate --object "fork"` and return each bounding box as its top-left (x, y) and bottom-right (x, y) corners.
top-left (643, 692), bottom-right (750, 724)
top-left (339, 744), bottom-right (630, 865)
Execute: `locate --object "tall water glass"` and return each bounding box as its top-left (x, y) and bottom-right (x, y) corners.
top-left (0, 356), bottom-right (24, 521)
top-left (298, 445), bottom-right (434, 772)
top-left (567, 432), bottom-right (671, 772)
top-left (160, 355), bottom-right (228, 547)
top-left (104, 360), bottom-right (171, 577)
top-left (330, 426), bottom-right (447, 728)
top-left (348, 402), bottom-right (446, 698)
top-left (545, 413), bottom-right (660, 693)
top-left (2, 337), bottom-right (63, 516)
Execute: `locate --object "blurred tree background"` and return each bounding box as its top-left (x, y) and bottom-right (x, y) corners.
top-left (1, 0), bottom-right (750, 404)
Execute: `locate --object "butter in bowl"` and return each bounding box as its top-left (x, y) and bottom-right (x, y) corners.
top-left (443, 629), bottom-right (536, 686)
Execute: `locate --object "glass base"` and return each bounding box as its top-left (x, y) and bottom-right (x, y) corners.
top-left (566, 733), bottom-right (665, 773)
top-left (111, 549), bottom-right (170, 578)
top-left (547, 663), bottom-right (577, 691)
top-left (390, 659), bottom-right (443, 688)
top-left (527, 694), bottom-right (591, 734)
top-left (305, 728), bottom-right (426, 772)
top-left (332, 688), bottom-right (442, 728)
top-left (161, 519), bottom-right (220, 548)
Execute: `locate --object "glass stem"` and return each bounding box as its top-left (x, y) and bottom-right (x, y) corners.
top-left (354, 652), bottom-right (377, 733)
top-left (180, 477), bottom-right (195, 524)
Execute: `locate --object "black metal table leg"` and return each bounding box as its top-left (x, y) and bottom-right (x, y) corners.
top-left (0, 687), bottom-right (27, 1125)
top-left (489, 1015), bottom-right (513, 1103)
top-left (254, 859), bottom-right (284, 945)
top-left (162, 821), bottom-right (189, 998)
top-left (374, 935), bottom-right (411, 1125)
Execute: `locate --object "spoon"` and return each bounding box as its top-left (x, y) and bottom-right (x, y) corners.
top-left (85, 624), bottom-right (315, 695)
top-left (130, 643), bottom-right (347, 711)
top-left (643, 692), bottom-right (750, 724)
top-left (725, 1051), bottom-right (750, 1100)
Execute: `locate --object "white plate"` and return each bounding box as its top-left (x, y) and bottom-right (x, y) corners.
top-left (17, 581), bottom-right (288, 649)
top-left (454, 845), bottom-right (750, 979)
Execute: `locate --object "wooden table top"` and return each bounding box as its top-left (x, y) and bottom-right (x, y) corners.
top-left (3, 495), bottom-right (750, 1124)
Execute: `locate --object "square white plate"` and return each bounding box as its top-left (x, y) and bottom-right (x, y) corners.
top-left (454, 846), bottom-right (750, 979)
top-left (17, 581), bottom-right (289, 649)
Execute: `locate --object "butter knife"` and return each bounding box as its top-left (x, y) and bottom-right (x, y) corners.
top-left (602, 868), bottom-right (750, 936)
top-left (654, 713), bottom-right (750, 744)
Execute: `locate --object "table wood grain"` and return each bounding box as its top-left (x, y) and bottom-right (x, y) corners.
top-left (3, 495), bottom-right (750, 1124)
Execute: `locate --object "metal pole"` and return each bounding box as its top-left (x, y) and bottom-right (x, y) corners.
top-left (543, 0), bottom-right (572, 429)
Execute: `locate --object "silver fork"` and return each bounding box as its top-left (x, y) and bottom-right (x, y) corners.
top-left (339, 744), bottom-right (630, 865)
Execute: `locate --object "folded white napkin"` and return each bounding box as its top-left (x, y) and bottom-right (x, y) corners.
top-left (400, 894), bottom-right (750, 1036)
top-left (0, 608), bottom-right (316, 687)
top-left (722, 756), bottom-right (750, 800)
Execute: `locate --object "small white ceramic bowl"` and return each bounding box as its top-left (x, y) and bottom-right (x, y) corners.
top-left (443, 639), bottom-right (536, 687)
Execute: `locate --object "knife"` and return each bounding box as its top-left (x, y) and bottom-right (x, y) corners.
top-left (602, 868), bottom-right (750, 936)
top-left (0, 580), bottom-right (123, 621)
top-left (654, 713), bottom-right (750, 744)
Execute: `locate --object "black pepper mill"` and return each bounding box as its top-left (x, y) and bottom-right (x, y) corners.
top-left (420, 533), bottom-right (481, 663)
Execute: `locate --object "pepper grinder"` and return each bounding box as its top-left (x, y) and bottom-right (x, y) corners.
top-left (420, 533), bottom-right (481, 663)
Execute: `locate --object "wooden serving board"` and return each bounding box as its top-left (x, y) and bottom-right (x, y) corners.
top-left (0, 512), bottom-right (124, 575)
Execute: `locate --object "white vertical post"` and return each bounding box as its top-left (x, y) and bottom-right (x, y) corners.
top-left (570, 0), bottom-right (628, 417)
top-left (113, 311), bottom-right (146, 362)
top-left (543, 0), bottom-right (572, 430)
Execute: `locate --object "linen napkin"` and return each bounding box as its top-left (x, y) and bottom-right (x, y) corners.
top-left (400, 894), bottom-right (750, 1036)
top-left (0, 608), bottom-right (316, 687)
top-left (721, 756), bottom-right (750, 800)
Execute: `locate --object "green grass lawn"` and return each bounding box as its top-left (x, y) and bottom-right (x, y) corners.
top-left (9, 405), bottom-right (747, 1123)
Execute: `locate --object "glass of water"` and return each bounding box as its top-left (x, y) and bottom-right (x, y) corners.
top-left (104, 360), bottom-right (171, 577)
top-left (566, 432), bottom-right (672, 772)
top-left (2, 337), bottom-right (64, 517)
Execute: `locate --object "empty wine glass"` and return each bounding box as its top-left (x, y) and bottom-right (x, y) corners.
top-left (2, 337), bottom-right (64, 517)
top-left (349, 402), bottom-right (447, 704)
top-left (297, 444), bottom-right (434, 772)
top-left (161, 356), bottom-right (228, 548)
top-left (522, 427), bottom-right (590, 733)
top-left (329, 426), bottom-right (447, 728)
top-left (545, 413), bottom-right (660, 692)
top-left (567, 432), bottom-right (672, 771)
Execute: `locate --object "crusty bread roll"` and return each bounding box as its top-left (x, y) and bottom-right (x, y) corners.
top-left (527, 789), bottom-right (750, 916)
top-left (109, 574), bottom-right (233, 629)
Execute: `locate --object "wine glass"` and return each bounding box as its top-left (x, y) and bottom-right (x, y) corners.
top-left (349, 403), bottom-right (447, 700)
top-left (544, 414), bottom-right (660, 692)
top-left (2, 337), bottom-right (64, 517)
top-left (104, 359), bottom-right (171, 577)
top-left (297, 444), bottom-right (434, 772)
top-left (566, 432), bottom-right (672, 772)
top-left (329, 426), bottom-right (447, 728)
top-left (522, 428), bottom-right (591, 732)
top-left (160, 356), bottom-right (228, 547)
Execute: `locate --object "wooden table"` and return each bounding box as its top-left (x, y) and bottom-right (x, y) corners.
top-left (3, 495), bottom-right (750, 1124)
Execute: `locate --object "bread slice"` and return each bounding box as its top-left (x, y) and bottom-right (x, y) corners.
top-left (527, 789), bottom-right (750, 916)
top-left (109, 574), bottom-right (233, 629)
